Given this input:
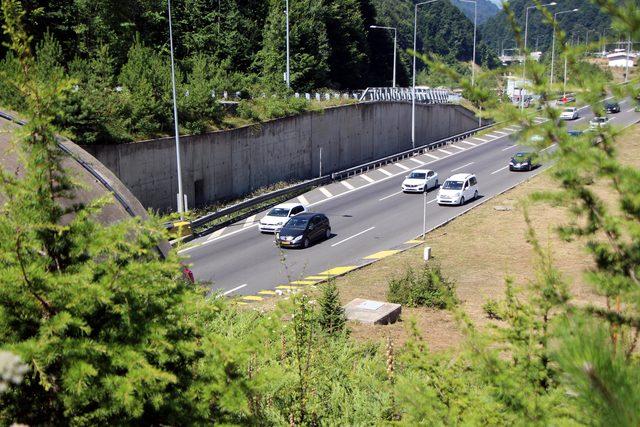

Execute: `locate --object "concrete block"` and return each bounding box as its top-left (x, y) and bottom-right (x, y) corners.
top-left (344, 298), bottom-right (402, 325)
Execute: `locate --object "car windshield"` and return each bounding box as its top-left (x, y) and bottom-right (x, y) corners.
top-left (514, 153), bottom-right (530, 161)
top-left (268, 208), bottom-right (290, 217)
top-left (442, 180), bottom-right (463, 190)
top-left (408, 172), bottom-right (426, 179)
top-left (605, 102), bottom-right (617, 107)
top-left (284, 217), bottom-right (309, 230)
top-left (594, 117), bottom-right (607, 123)
top-left (563, 108), bottom-right (575, 113)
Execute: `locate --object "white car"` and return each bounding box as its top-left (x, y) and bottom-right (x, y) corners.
top-left (258, 203), bottom-right (307, 233)
top-left (589, 116), bottom-right (611, 129)
top-left (401, 169), bottom-right (439, 193)
top-left (560, 107), bottom-right (579, 120)
top-left (437, 173), bottom-right (479, 206)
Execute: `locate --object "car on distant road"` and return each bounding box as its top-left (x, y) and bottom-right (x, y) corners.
top-left (259, 202), bottom-right (307, 233)
top-left (401, 169), bottom-right (439, 193)
top-left (589, 116), bottom-right (611, 129)
top-left (275, 213), bottom-right (331, 249)
top-left (557, 95), bottom-right (576, 105)
top-left (436, 173), bottom-right (478, 206)
top-left (567, 130), bottom-right (584, 137)
top-left (605, 101), bottom-right (621, 114)
top-left (509, 152), bottom-right (540, 171)
top-left (560, 107), bottom-right (579, 120)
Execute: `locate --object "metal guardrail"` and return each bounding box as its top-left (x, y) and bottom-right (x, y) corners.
top-left (359, 87), bottom-right (456, 104)
top-left (0, 110), bottom-right (137, 218)
top-left (189, 120), bottom-right (497, 239)
top-left (331, 123), bottom-right (495, 181)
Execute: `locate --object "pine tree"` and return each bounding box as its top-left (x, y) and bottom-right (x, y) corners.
top-left (317, 280), bottom-right (346, 336)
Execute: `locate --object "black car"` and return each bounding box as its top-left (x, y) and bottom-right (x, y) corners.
top-left (275, 213), bottom-right (331, 249)
top-left (567, 130), bottom-right (584, 137)
top-left (509, 152), bottom-right (540, 171)
top-left (605, 101), bottom-right (620, 113)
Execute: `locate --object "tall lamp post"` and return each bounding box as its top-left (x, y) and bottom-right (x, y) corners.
top-left (521, 2), bottom-right (556, 110)
top-left (370, 25), bottom-right (398, 88)
top-left (285, 0), bottom-right (290, 88)
top-left (550, 8), bottom-right (579, 87)
top-left (412, 0), bottom-right (440, 149)
top-left (460, 0), bottom-right (478, 86)
top-left (168, 0), bottom-right (185, 217)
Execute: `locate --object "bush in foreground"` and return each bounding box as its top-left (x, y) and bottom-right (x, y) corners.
top-left (387, 264), bottom-right (458, 309)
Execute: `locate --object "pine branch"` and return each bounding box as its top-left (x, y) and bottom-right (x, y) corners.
top-left (580, 305), bottom-right (640, 329)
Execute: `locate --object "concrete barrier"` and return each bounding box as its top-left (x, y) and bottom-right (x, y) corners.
top-left (83, 101), bottom-right (479, 212)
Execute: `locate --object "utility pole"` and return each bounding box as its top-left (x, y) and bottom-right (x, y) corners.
top-left (370, 25), bottom-right (398, 88)
top-left (285, 0), bottom-right (290, 88)
top-left (168, 0), bottom-right (184, 218)
top-left (551, 9), bottom-right (579, 88)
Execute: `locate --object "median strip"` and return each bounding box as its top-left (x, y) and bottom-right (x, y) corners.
top-left (364, 250), bottom-right (401, 260)
top-left (318, 266), bottom-right (359, 276)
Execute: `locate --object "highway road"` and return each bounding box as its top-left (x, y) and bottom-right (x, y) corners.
top-left (180, 100), bottom-right (640, 301)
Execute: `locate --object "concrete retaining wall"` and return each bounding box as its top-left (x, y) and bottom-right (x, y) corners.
top-left (83, 102), bottom-right (479, 211)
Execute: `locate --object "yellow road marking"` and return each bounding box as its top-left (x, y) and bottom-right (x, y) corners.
top-left (290, 280), bottom-right (318, 285)
top-left (305, 276), bottom-right (327, 281)
top-left (237, 302), bottom-right (248, 306)
top-left (405, 239), bottom-right (424, 244)
top-left (318, 266), bottom-right (358, 276)
top-left (258, 290), bottom-right (277, 295)
top-left (241, 295), bottom-right (263, 302)
top-left (276, 285), bottom-right (301, 291)
top-left (364, 250), bottom-right (400, 260)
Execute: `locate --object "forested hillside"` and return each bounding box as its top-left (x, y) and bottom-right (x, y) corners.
top-left (451, 0), bottom-right (499, 24)
top-left (0, 0), bottom-right (496, 144)
top-left (481, 0), bottom-right (611, 54)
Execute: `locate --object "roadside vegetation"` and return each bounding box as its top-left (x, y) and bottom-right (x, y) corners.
top-left (1, 1), bottom-right (640, 426)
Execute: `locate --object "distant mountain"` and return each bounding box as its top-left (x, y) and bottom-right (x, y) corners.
top-left (480, 0), bottom-right (611, 55)
top-left (450, 0), bottom-right (500, 25)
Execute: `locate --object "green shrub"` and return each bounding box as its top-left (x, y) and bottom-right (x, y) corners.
top-left (387, 264), bottom-right (458, 309)
top-left (317, 280), bottom-right (346, 336)
top-left (482, 299), bottom-right (503, 320)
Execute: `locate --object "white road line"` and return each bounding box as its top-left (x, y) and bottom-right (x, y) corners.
top-left (379, 191), bottom-right (403, 201)
top-left (427, 198), bottom-right (437, 204)
top-left (438, 149), bottom-right (453, 155)
top-left (395, 162), bottom-right (410, 170)
top-left (223, 284), bottom-right (247, 296)
top-left (319, 187), bottom-right (333, 198)
top-left (504, 126), bottom-right (519, 132)
top-left (451, 161), bottom-right (474, 172)
top-left (449, 144), bottom-right (466, 151)
top-left (491, 166), bottom-right (509, 175)
top-left (341, 180), bottom-right (355, 190)
top-left (502, 144), bottom-right (517, 151)
top-left (422, 153), bottom-right (439, 160)
top-left (575, 117), bottom-right (586, 122)
top-left (360, 174), bottom-right (376, 183)
top-left (298, 195), bottom-right (309, 205)
top-left (331, 226), bottom-right (375, 247)
top-left (409, 157), bottom-right (426, 165)
top-left (472, 137), bottom-right (489, 143)
top-left (243, 215), bottom-right (256, 227)
top-left (207, 227), bottom-right (227, 241)
top-left (485, 134), bottom-right (502, 139)
top-left (493, 131), bottom-right (508, 136)
top-left (378, 168), bottom-right (394, 177)
top-left (460, 140), bottom-right (477, 146)
top-left (626, 108), bottom-right (635, 113)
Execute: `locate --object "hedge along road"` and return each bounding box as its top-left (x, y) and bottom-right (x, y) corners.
top-left (180, 101), bottom-right (640, 298)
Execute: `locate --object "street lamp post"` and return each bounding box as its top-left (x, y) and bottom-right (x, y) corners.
top-left (460, 0), bottom-right (478, 86)
top-left (550, 8), bottom-right (579, 87)
top-left (412, 0), bottom-right (440, 149)
top-left (167, 0), bottom-right (185, 217)
top-left (285, 0), bottom-right (290, 88)
top-left (521, 2), bottom-right (556, 110)
top-left (370, 25), bottom-right (398, 88)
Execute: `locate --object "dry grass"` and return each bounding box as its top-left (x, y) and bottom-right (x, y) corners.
top-left (251, 125), bottom-right (640, 352)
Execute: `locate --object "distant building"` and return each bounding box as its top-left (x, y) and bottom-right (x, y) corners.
top-left (607, 50), bottom-right (636, 67)
top-left (505, 75), bottom-right (532, 100)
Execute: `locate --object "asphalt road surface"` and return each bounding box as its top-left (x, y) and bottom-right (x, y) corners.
top-left (180, 100), bottom-right (640, 299)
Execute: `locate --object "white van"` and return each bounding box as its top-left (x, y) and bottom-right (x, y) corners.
top-left (436, 173), bottom-right (479, 206)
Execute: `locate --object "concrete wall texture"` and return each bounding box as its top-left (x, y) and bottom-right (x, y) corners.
top-left (83, 102), bottom-right (479, 211)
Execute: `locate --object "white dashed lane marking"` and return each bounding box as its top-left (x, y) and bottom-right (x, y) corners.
top-left (460, 140), bottom-right (477, 146)
top-left (502, 144), bottom-right (518, 151)
top-left (493, 131), bottom-right (508, 136)
top-left (244, 215), bottom-right (256, 228)
top-left (378, 168), bottom-right (394, 177)
top-left (451, 161), bottom-right (474, 173)
top-left (319, 187), bottom-right (333, 198)
top-left (422, 153), bottom-right (439, 160)
top-left (472, 137), bottom-right (489, 143)
top-left (438, 149), bottom-right (453, 155)
top-left (396, 163), bottom-right (410, 171)
top-left (207, 227), bottom-right (227, 241)
top-left (298, 195), bottom-right (309, 205)
top-left (361, 174), bottom-right (376, 183)
top-left (409, 158), bottom-right (425, 165)
top-left (485, 133), bottom-right (502, 139)
top-left (491, 166), bottom-right (509, 175)
top-left (449, 145), bottom-right (466, 151)
top-left (341, 180), bottom-right (355, 190)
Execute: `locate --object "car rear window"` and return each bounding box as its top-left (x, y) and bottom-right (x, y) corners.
top-left (442, 180), bottom-right (463, 190)
top-left (284, 218), bottom-right (308, 229)
top-left (409, 172), bottom-right (426, 179)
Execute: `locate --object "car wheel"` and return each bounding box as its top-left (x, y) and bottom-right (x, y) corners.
top-left (303, 237), bottom-right (310, 249)
top-left (528, 164), bottom-right (532, 171)
top-left (473, 190), bottom-right (478, 200)
top-left (434, 179), bottom-right (439, 189)
top-left (325, 228), bottom-right (331, 239)
top-left (459, 196), bottom-right (465, 206)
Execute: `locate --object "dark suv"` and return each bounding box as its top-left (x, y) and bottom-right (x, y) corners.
top-left (275, 213), bottom-right (331, 249)
top-left (605, 101), bottom-right (620, 113)
top-left (509, 152), bottom-right (540, 171)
